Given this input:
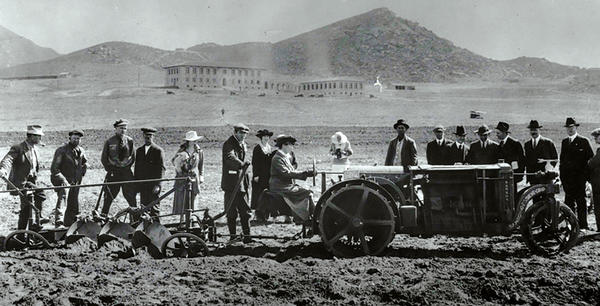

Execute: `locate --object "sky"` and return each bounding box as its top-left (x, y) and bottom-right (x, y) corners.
top-left (1, 0), bottom-right (600, 68)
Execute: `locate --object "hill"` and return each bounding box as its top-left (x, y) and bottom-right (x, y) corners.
top-left (0, 25), bottom-right (59, 68)
top-left (0, 41), bottom-right (207, 80)
top-left (0, 8), bottom-right (584, 83)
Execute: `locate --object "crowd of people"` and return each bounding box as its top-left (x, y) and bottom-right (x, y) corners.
top-left (1, 116), bottom-right (600, 242)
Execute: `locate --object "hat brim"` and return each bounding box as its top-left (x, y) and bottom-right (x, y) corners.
top-left (185, 136), bottom-right (204, 141)
top-left (564, 124), bottom-right (580, 127)
top-left (527, 125), bottom-right (543, 129)
top-left (256, 132), bottom-right (273, 137)
top-left (394, 123), bottom-right (410, 129)
top-left (453, 132), bottom-right (467, 136)
top-left (474, 130), bottom-right (491, 135)
top-left (29, 132), bottom-right (44, 136)
top-left (69, 132), bottom-right (83, 137)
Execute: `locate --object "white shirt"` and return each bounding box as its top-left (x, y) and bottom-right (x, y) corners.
top-left (394, 138), bottom-right (404, 166)
top-left (144, 144), bottom-right (151, 155)
top-left (531, 135), bottom-right (541, 148)
top-left (437, 138), bottom-right (445, 146)
top-left (498, 136), bottom-right (508, 146)
top-left (568, 133), bottom-right (578, 143)
top-left (480, 139), bottom-right (489, 149)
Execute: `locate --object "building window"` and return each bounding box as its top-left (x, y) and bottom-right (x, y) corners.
top-left (245, 70), bottom-right (248, 76)
top-left (192, 78), bottom-right (196, 82)
top-left (213, 78), bottom-right (216, 83)
top-left (193, 68), bottom-right (196, 74)
top-left (251, 70), bottom-right (254, 77)
top-left (360, 83), bottom-right (363, 90)
top-left (186, 67), bottom-right (190, 74)
top-left (257, 71), bottom-right (261, 77)
top-left (186, 78), bottom-right (189, 82)
top-left (238, 79), bottom-right (241, 84)
top-left (206, 78), bottom-right (209, 83)
top-left (213, 68), bottom-right (217, 75)
top-left (265, 81), bottom-right (268, 89)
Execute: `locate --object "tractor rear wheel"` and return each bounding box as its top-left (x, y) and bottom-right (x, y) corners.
top-left (521, 201), bottom-right (579, 256)
top-left (318, 184), bottom-right (395, 257)
top-left (3, 230), bottom-right (51, 251)
top-left (161, 233), bottom-right (209, 258)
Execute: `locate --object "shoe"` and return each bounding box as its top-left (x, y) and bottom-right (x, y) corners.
top-left (284, 216), bottom-right (293, 224)
top-left (52, 208), bottom-right (63, 218)
top-left (243, 236), bottom-right (256, 244)
top-left (229, 235), bottom-right (239, 242)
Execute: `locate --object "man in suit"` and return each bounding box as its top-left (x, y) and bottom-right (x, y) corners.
top-left (100, 119), bottom-right (137, 217)
top-left (50, 129), bottom-right (88, 226)
top-left (385, 119), bottom-right (418, 168)
top-left (466, 125), bottom-right (500, 164)
top-left (426, 125), bottom-right (452, 165)
top-left (448, 126), bottom-right (469, 165)
top-left (495, 122), bottom-right (525, 195)
top-left (587, 128), bottom-right (600, 231)
top-left (0, 125), bottom-right (47, 230)
top-left (222, 123), bottom-right (252, 243)
top-left (134, 127), bottom-right (166, 220)
top-left (523, 120), bottom-right (558, 185)
top-left (560, 117), bottom-right (594, 230)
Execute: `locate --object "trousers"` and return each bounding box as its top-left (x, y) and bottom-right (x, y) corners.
top-left (224, 190), bottom-right (251, 236)
top-left (101, 169), bottom-right (137, 216)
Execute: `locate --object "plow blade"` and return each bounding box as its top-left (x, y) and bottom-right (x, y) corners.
top-left (98, 221), bottom-right (135, 246)
top-left (132, 221), bottom-right (171, 258)
top-left (65, 220), bottom-right (102, 244)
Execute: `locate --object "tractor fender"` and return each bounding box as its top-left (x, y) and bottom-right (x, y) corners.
top-left (312, 179), bottom-right (399, 232)
top-left (509, 184), bottom-right (550, 230)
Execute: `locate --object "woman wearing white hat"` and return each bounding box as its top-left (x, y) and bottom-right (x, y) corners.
top-left (330, 131), bottom-right (353, 172)
top-left (172, 131), bottom-right (204, 221)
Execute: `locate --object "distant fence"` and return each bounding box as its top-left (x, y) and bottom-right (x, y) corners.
top-left (0, 75), bottom-right (58, 80)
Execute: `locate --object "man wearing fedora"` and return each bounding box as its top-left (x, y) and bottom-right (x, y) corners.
top-left (385, 119), bottom-right (418, 168)
top-left (587, 128), bottom-right (600, 231)
top-left (222, 123), bottom-right (252, 242)
top-left (50, 129), bottom-right (88, 226)
top-left (523, 120), bottom-right (558, 185)
top-left (560, 117), bottom-right (594, 230)
top-left (100, 119), bottom-right (137, 217)
top-left (134, 127), bottom-right (165, 219)
top-left (495, 121), bottom-right (525, 192)
top-left (448, 126), bottom-right (469, 165)
top-left (0, 125), bottom-right (48, 230)
top-left (466, 124), bottom-right (500, 164)
top-left (426, 125), bottom-right (452, 165)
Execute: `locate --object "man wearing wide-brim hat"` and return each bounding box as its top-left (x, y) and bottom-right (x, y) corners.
top-left (0, 125), bottom-right (48, 230)
top-left (495, 121), bottom-right (525, 187)
top-left (426, 125), bottom-right (452, 165)
top-left (221, 123), bottom-right (252, 242)
top-left (100, 119), bottom-right (137, 217)
top-left (385, 119), bottom-right (418, 168)
top-left (559, 117), bottom-right (594, 230)
top-left (523, 120), bottom-right (558, 185)
top-left (448, 125), bottom-right (469, 165)
top-left (466, 124), bottom-right (500, 164)
top-left (586, 128), bottom-right (600, 231)
top-left (134, 127), bottom-right (166, 220)
top-left (50, 129), bottom-right (88, 226)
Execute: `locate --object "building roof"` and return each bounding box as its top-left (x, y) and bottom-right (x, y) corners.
top-left (162, 62), bottom-right (267, 70)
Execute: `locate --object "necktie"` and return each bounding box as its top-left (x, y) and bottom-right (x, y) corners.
top-left (533, 139), bottom-right (537, 149)
top-left (500, 140), bottom-right (504, 147)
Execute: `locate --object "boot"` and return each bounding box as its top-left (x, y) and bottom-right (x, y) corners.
top-left (228, 221), bottom-right (238, 241)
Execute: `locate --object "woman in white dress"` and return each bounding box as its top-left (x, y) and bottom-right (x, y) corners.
top-left (172, 131), bottom-right (204, 222)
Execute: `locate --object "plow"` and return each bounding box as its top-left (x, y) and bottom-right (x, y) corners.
top-left (0, 161), bottom-right (591, 258)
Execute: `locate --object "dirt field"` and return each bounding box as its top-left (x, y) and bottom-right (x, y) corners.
top-left (0, 125), bottom-right (600, 305)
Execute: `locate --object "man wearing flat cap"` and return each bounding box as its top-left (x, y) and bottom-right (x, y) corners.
top-left (426, 125), bottom-right (452, 165)
top-left (0, 125), bottom-right (47, 230)
top-left (100, 119), bottom-right (137, 217)
top-left (134, 127), bottom-right (165, 220)
top-left (560, 117), bottom-right (594, 230)
top-left (495, 121), bottom-right (525, 192)
top-left (523, 120), bottom-right (558, 185)
top-left (448, 126), bottom-right (469, 165)
top-left (466, 124), bottom-right (500, 164)
top-left (222, 123), bottom-right (252, 242)
top-left (50, 129), bottom-right (88, 226)
top-left (587, 128), bottom-right (600, 231)
top-left (385, 119), bottom-right (418, 168)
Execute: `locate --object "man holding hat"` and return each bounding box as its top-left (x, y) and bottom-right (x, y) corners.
top-left (495, 121), bottom-right (525, 190)
top-left (385, 119), bottom-right (418, 168)
top-left (448, 126), bottom-right (469, 165)
top-left (587, 128), bottom-right (600, 231)
top-left (0, 125), bottom-right (48, 230)
top-left (523, 120), bottom-right (558, 185)
top-left (426, 125), bottom-right (451, 165)
top-left (50, 129), bottom-right (88, 226)
top-left (134, 127), bottom-right (165, 219)
top-left (222, 123), bottom-right (252, 242)
top-left (466, 124), bottom-right (500, 164)
top-left (560, 117), bottom-right (594, 230)
top-left (100, 119), bottom-right (137, 217)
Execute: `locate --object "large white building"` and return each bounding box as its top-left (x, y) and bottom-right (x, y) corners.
top-left (299, 78), bottom-right (365, 96)
top-left (163, 63), bottom-right (268, 91)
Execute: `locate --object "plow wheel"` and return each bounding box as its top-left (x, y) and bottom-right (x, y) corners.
top-left (521, 201), bottom-right (579, 256)
top-left (161, 233), bottom-right (209, 258)
top-left (319, 184), bottom-right (395, 257)
top-left (3, 230), bottom-right (51, 251)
